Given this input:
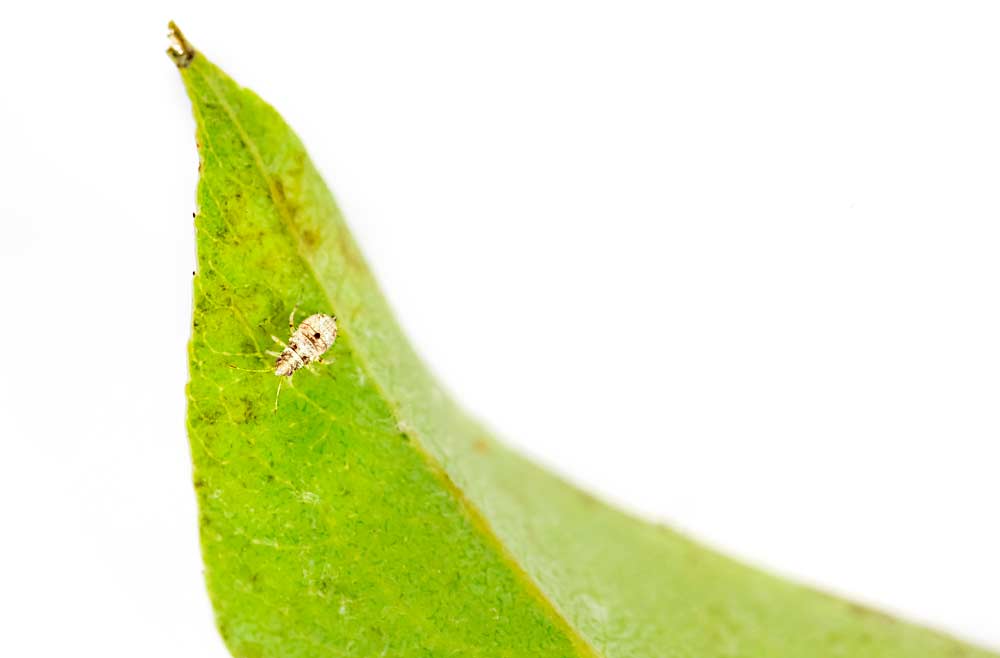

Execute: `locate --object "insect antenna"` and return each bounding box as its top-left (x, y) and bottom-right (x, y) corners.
top-left (227, 363), bottom-right (288, 413)
top-left (226, 364), bottom-right (272, 374)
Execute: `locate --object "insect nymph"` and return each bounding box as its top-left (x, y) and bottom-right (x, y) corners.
top-left (226, 308), bottom-right (338, 410)
top-left (273, 310), bottom-right (338, 377)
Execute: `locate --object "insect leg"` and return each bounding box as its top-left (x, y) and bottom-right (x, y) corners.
top-left (273, 377), bottom-right (284, 412)
top-left (288, 305), bottom-right (299, 333)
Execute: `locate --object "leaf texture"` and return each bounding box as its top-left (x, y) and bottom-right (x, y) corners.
top-left (175, 26), bottom-right (997, 658)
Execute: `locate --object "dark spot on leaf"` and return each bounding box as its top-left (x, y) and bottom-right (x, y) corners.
top-left (239, 396), bottom-right (258, 423)
top-left (237, 642), bottom-right (264, 658)
top-left (301, 228), bottom-right (320, 249)
top-left (198, 406), bottom-right (223, 424)
top-left (847, 602), bottom-right (897, 624)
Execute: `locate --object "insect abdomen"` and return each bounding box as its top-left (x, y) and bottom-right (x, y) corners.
top-left (274, 313), bottom-right (338, 377)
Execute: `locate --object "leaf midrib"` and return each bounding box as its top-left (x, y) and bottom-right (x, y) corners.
top-left (186, 59), bottom-right (604, 658)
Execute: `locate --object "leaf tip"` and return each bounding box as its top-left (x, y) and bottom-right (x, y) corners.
top-left (166, 21), bottom-right (196, 69)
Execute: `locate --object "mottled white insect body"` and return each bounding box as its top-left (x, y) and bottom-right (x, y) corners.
top-left (224, 309), bottom-right (339, 411)
top-left (275, 313), bottom-right (338, 377)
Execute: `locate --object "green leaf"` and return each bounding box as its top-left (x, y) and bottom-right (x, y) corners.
top-left (171, 23), bottom-right (996, 658)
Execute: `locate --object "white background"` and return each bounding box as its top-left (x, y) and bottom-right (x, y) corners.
top-left (1, 1), bottom-right (997, 655)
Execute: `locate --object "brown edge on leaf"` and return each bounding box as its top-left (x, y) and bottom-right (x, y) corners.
top-left (167, 21), bottom-right (196, 68)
